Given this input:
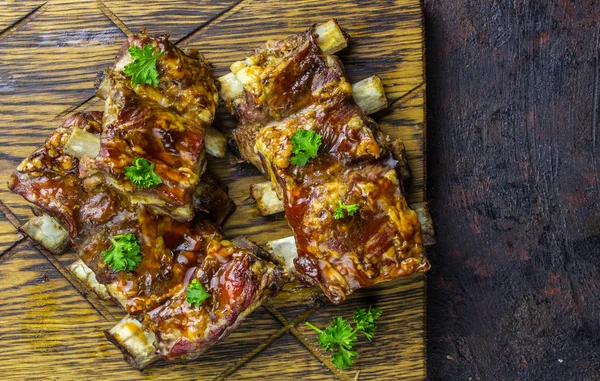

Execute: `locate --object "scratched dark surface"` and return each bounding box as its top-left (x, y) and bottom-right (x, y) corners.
top-left (423, 1), bottom-right (600, 380)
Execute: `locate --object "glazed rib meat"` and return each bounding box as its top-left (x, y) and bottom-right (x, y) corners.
top-left (8, 31), bottom-right (285, 367)
top-left (8, 112), bottom-right (104, 237)
top-left (9, 111), bottom-right (285, 366)
top-left (138, 236), bottom-right (285, 362)
top-left (220, 21), bottom-right (429, 304)
top-left (93, 31), bottom-right (219, 221)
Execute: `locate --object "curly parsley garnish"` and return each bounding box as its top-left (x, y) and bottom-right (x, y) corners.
top-left (290, 129), bottom-right (322, 166)
top-left (305, 306), bottom-right (382, 369)
top-left (333, 200), bottom-right (360, 220)
top-left (124, 157), bottom-right (162, 189)
top-left (101, 233), bottom-right (141, 272)
top-left (123, 44), bottom-right (164, 88)
top-left (186, 279), bottom-right (210, 307)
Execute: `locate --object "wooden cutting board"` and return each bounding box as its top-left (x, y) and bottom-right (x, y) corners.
top-left (0, 1), bottom-right (427, 380)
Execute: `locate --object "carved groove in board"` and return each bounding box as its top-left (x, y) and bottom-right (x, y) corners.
top-left (214, 324), bottom-right (290, 381)
top-left (263, 302), bottom-right (352, 381)
top-left (0, 199), bottom-right (25, 258)
top-left (175, 0), bottom-right (250, 45)
top-left (0, 2), bottom-right (48, 42)
top-left (0, 237), bottom-right (28, 264)
top-left (96, 0), bottom-right (132, 37)
top-left (55, 95), bottom-right (99, 119)
top-left (0, 200), bottom-right (23, 229)
top-left (0, 236), bottom-right (26, 260)
top-left (215, 303), bottom-right (323, 381)
top-left (389, 81), bottom-right (425, 107)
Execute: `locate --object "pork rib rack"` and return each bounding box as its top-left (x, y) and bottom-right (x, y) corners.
top-left (8, 32), bottom-right (285, 369)
top-left (219, 20), bottom-right (430, 304)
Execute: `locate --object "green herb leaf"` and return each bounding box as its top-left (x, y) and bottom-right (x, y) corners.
top-left (353, 306), bottom-right (383, 340)
top-left (124, 157), bottom-right (162, 189)
top-left (305, 307), bottom-right (381, 369)
top-left (333, 200), bottom-right (360, 220)
top-left (290, 129), bottom-right (322, 166)
top-left (319, 316), bottom-right (357, 352)
top-left (123, 44), bottom-right (164, 87)
top-left (186, 279), bottom-right (210, 307)
top-left (331, 347), bottom-right (358, 369)
top-left (102, 233), bottom-right (141, 272)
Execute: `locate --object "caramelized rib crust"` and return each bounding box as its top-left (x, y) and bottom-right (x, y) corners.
top-left (7, 112), bottom-right (103, 237)
top-left (8, 109), bottom-right (285, 360)
top-left (8, 31), bottom-right (284, 365)
top-left (223, 26), bottom-right (429, 303)
top-left (94, 31), bottom-right (219, 220)
top-left (192, 172), bottom-right (237, 225)
top-left (224, 29), bottom-right (351, 173)
top-left (145, 238), bottom-right (285, 360)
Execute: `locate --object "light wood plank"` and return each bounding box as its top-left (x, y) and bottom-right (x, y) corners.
top-left (0, 243), bottom-right (125, 379)
top-left (296, 275), bottom-right (427, 381)
top-left (0, 1), bottom-right (44, 33)
top-left (0, 204), bottom-right (22, 254)
top-left (0, 0), bottom-right (126, 221)
top-left (0, 0), bottom-right (427, 378)
top-left (103, 0), bottom-right (240, 41)
top-left (229, 333), bottom-right (338, 381)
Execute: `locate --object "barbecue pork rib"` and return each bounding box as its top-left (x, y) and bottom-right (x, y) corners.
top-left (8, 109), bottom-right (286, 365)
top-left (8, 112), bottom-right (104, 238)
top-left (220, 21), bottom-right (429, 304)
top-left (92, 31), bottom-right (219, 221)
top-left (9, 108), bottom-right (283, 304)
top-left (8, 111), bottom-right (233, 241)
top-left (8, 31), bottom-right (285, 367)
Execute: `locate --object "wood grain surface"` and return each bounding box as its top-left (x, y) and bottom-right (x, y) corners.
top-left (424, 1), bottom-right (600, 380)
top-left (0, 1), bottom-right (428, 380)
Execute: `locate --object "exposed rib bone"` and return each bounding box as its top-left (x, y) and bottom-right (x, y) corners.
top-left (67, 259), bottom-right (127, 308)
top-left (64, 128), bottom-right (101, 159)
top-left (411, 202), bottom-right (436, 246)
top-left (217, 73), bottom-right (244, 104)
top-left (20, 214), bottom-right (71, 255)
top-left (250, 182), bottom-right (285, 215)
top-left (205, 126), bottom-right (228, 157)
top-left (314, 19), bottom-right (348, 54)
top-left (267, 236), bottom-right (297, 269)
top-left (68, 259), bottom-right (111, 300)
top-left (352, 75), bottom-right (388, 115)
top-left (250, 182), bottom-right (283, 216)
top-left (218, 19), bottom-right (349, 104)
top-left (105, 316), bottom-right (159, 371)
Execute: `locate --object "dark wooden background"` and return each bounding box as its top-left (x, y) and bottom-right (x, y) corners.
top-left (423, 1), bottom-right (600, 380)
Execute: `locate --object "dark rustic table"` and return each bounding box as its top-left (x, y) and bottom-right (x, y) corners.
top-left (424, 1), bottom-right (600, 380)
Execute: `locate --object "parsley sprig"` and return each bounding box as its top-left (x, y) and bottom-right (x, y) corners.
top-left (333, 200), bottom-right (360, 219)
top-left (186, 279), bottom-right (211, 307)
top-left (102, 233), bottom-right (142, 272)
top-left (124, 157), bottom-right (162, 189)
top-left (290, 129), bottom-right (322, 166)
top-left (123, 44), bottom-right (164, 88)
top-left (306, 306), bottom-right (382, 369)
